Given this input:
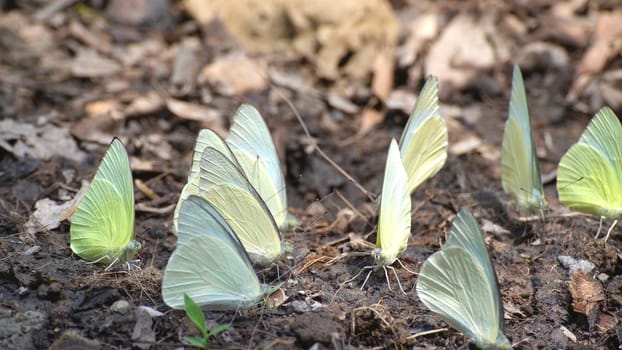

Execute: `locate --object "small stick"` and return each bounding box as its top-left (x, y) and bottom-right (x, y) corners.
top-left (276, 89), bottom-right (376, 202)
top-left (406, 327), bottom-right (449, 340)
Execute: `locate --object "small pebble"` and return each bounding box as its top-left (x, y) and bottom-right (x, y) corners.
top-left (111, 300), bottom-right (130, 314)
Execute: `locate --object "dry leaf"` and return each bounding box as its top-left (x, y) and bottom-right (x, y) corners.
top-left (71, 115), bottom-right (118, 145)
top-left (397, 13), bottom-right (439, 67)
top-left (568, 11), bottom-right (622, 101)
top-left (577, 11), bottom-right (622, 76)
top-left (371, 50), bottom-right (394, 101)
top-left (358, 108), bottom-right (385, 136)
top-left (200, 53), bottom-right (268, 95)
top-left (287, 0), bottom-right (399, 80)
top-left (597, 69), bottom-right (622, 110)
top-left (125, 91), bottom-right (165, 116)
top-left (170, 38), bottom-right (204, 95)
top-left (60, 180), bottom-right (90, 222)
top-left (425, 14), bottom-right (496, 95)
top-left (24, 198), bottom-right (74, 234)
top-left (327, 92), bottom-right (359, 114)
top-left (165, 98), bottom-right (224, 131)
top-left (266, 288), bottom-right (287, 308)
top-left (595, 311), bottom-right (618, 332)
top-left (517, 42), bottom-right (569, 71)
top-left (72, 49), bottom-right (121, 78)
top-left (85, 99), bottom-right (124, 120)
top-left (0, 119), bottom-right (86, 162)
top-left (385, 89), bottom-right (417, 113)
top-left (559, 326), bottom-right (577, 342)
top-left (568, 272), bottom-right (604, 316)
top-left (449, 134), bottom-right (482, 156)
top-left (182, 0), bottom-right (221, 24)
top-left (106, 0), bottom-right (170, 27)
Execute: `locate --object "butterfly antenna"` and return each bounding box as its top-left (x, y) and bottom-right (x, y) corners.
top-left (604, 219), bottom-right (618, 242)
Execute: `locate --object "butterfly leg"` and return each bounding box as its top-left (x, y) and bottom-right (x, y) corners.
top-left (386, 266), bottom-right (407, 294)
top-left (396, 258), bottom-right (417, 274)
top-left (344, 265), bottom-right (369, 284)
top-left (604, 219), bottom-right (618, 242)
top-left (104, 256), bottom-right (121, 271)
top-left (382, 266), bottom-right (393, 292)
top-left (360, 268), bottom-right (374, 290)
top-left (86, 254), bottom-right (110, 266)
top-left (128, 259), bottom-right (142, 271)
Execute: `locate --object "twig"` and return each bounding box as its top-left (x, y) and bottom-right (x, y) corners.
top-left (275, 88), bottom-right (376, 202)
top-left (406, 327), bottom-right (449, 340)
top-left (134, 203), bottom-right (175, 214)
top-left (35, 0), bottom-right (79, 20)
top-left (335, 190), bottom-right (369, 224)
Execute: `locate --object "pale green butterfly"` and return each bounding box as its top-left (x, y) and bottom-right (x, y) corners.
top-left (70, 138), bottom-right (141, 268)
top-left (162, 195), bottom-right (277, 310)
top-left (501, 65), bottom-right (546, 213)
top-left (416, 209), bottom-right (511, 349)
top-left (196, 145), bottom-right (289, 266)
top-left (227, 104), bottom-right (296, 230)
top-left (399, 76), bottom-right (448, 194)
top-left (172, 105), bottom-right (295, 234)
top-left (348, 139), bottom-right (412, 293)
top-left (557, 106), bottom-right (622, 241)
top-left (172, 129), bottom-right (232, 235)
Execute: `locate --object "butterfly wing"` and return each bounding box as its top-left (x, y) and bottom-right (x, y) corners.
top-left (199, 146), bottom-right (284, 265)
top-left (189, 129), bottom-right (235, 182)
top-left (162, 196), bottom-right (268, 310)
top-left (501, 65), bottom-right (546, 212)
top-left (416, 246), bottom-right (511, 349)
top-left (375, 139), bottom-right (411, 266)
top-left (578, 107), bottom-right (622, 162)
top-left (444, 209), bottom-right (505, 329)
top-left (173, 129), bottom-right (235, 235)
top-left (226, 104), bottom-right (290, 228)
top-left (398, 76), bottom-right (448, 194)
top-left (70, 138), bottom-right (135, 264)
top-left (175, 195), bottom-right (242, 247)
top-left (201, 184), bottom-right (283, 265)
top-left (557, 109), bottom-right (622, 219)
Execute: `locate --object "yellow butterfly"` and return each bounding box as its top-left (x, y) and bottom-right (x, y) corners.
top-left (399, 76), bottom-right (448, 194)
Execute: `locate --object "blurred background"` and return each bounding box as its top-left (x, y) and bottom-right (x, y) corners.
top-left (1, 1), bottom-right (622, 349)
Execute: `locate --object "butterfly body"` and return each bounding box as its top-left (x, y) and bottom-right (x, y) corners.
top-left (501, 65), bottom-right (546, 214)
top-left (374, 139), bottom-right (411, 267)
